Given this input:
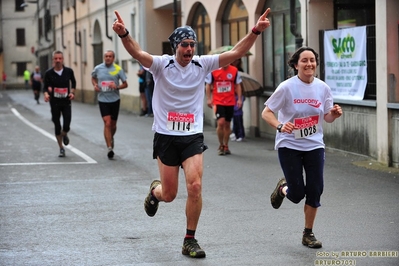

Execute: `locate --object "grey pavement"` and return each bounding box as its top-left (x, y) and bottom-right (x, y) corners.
top-left (0, 89), bottom-right (398, 266)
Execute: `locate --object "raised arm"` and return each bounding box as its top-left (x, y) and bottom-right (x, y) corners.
top-left (219, 8), bottom-right (271, 67)
top-left (112, 11), bottom-right (153, 68)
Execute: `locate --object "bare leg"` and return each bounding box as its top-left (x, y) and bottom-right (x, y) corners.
top-left (222, 121), bottom-right (231, 146)
top-left (102, 115), bottom-right (113, 148)
top-left (140, 92), bottom-right (147, 114)
top-left (152, 154), bottom-right (203, 230)
top-left (182, 153), bottom-right (203, 231)
top-left (152, 159), bottom-right (179, 203)
top-left (216, 118), bottom-right (225, 145)
top-left (302, 204), bottom-right (322, 248)
top-left (55, 135), bottom-right (64, 149)
top-left (304, 204), bottom-right (318, 229)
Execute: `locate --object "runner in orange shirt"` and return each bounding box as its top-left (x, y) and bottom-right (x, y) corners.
top-left (205, 65), bottom-right (242, 155)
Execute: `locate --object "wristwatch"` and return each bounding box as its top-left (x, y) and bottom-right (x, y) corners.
top-left (276, 124), bottom-right (283, 132)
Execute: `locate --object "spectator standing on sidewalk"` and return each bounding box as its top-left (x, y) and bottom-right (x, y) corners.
top-left (91, 50), bottom-right (128, 159)
top-left (230, 58), bottom-right (245, 141)
top-left (137, 64), bottom-right (147, 116)
top-left (145, 70), bottom-right (154, 117)
top-left (262, 46), bottom-right (343, 249)
top-left (23, 69), bottom-right (30, 90)
top-left (43, 51), bottom-right (76, 157)
top-left (232, 94), bottom-right (245, 141)
top-left (30, 65), bottom-right (43, 104)
top-left (2, 71), bottom-right (6, 90)
top-left (113, 8), bottom-right (271, 258)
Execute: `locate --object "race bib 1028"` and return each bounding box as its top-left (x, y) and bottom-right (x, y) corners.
top-left (293, 115), bottom-right (319, 139)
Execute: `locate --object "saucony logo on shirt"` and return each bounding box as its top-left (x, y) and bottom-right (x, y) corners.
top-left (293, 98), bottom-right (321, 108)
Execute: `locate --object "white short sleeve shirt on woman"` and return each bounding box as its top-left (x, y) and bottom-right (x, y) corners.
top-left (265, 76), bottom-right (334, 151)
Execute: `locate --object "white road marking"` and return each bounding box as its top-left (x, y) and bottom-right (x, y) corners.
top-left (0, 108), bottom-right (97, 165)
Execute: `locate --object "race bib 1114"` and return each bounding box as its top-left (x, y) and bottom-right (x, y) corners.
top-left (166, 112), bottom-right (195, 132)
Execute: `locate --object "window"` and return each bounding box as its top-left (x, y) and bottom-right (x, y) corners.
top-left (16, 0), bottom-right (25, 12)
top-left (16, 28), bottom-right (26, 46)
top-left (191, 4), bottom-right (210, 56)
top-left (44, 9), bottom-right (52, 35)
top-left (39, 18), bottom-right (43, 39)
top-left (122, 60), bottom-right (128, 73)
top-left (222, 0), bottom-right (249, 71)
top-left (222, 0), bottom-right (248, 46)
top-left (82, 29), bottom-right (87, 63)
top-left (262, 0), bottom-right (300, 92)
top-left (335, 0), bottom-right (375, 29)
top-left (16, 62), bottom-right (27, 76)
top-left (334, 0), bottom-right (375, 100)
top-left (130, 13), bottom-right (136, 40)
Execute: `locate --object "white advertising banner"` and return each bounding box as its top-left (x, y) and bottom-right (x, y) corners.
top-left (324, 26), bottom-right (367, 100)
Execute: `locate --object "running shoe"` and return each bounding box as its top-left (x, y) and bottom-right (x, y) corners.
top-left (63, 134), bottom-right (69, 146)
top-left (139, 109), bottom-right (147, 116)
top-left (59, 148), bottom-right (65, 157)
top-left (107, 148), bottom-right (114, 159)
top-left (182, 238), bottom-right (206, 258)
top-left (217, 145), bottom-right (225, 156)
top-left (270, 178), bottom-right (287, 209)
top-left (144, 180), bottom-right (161, 217)
top-left (302, 232), bottom-right (322, 248)
top-left (224, 145), bottom-right (231, 155)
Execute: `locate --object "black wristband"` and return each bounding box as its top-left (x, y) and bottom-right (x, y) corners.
top-left (118, 29), bottom-right (129, 38)
top-left (251, 26), bottom-right (261, 35)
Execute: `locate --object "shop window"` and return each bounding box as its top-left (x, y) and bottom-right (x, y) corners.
top-left (262, 0), bottom-right (300, 92)
top-left (334, 0), bottom-right (376, 100)
top-left (222, 0), bottom-right (249, 72)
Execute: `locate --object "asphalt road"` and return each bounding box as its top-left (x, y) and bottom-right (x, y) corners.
top-left (1, 90), bottom-right (398, 266)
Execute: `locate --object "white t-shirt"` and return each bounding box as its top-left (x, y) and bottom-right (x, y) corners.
top-left (265, 76), bottom-right (334, 151)
top-left (149, 54), bottom-right (219, 136)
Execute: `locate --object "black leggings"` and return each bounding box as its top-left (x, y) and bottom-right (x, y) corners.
top-left (50, 101), bottom-right (71, 135)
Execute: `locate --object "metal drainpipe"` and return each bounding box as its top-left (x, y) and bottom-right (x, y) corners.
top-left (61, 0), bottom-right (66, 49)
top-left (74, 3), bottom-right (81, 46)
top-left (173, 0), bottom-right (178, 29)
top-left (139, 0), bottom-right (146, 50)
top-left (105, 0), bottom-right (112, 41)
top-left (36, 0), bottom-right (41, 45)
top-left (73, 2), bottom-right (83, 102)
